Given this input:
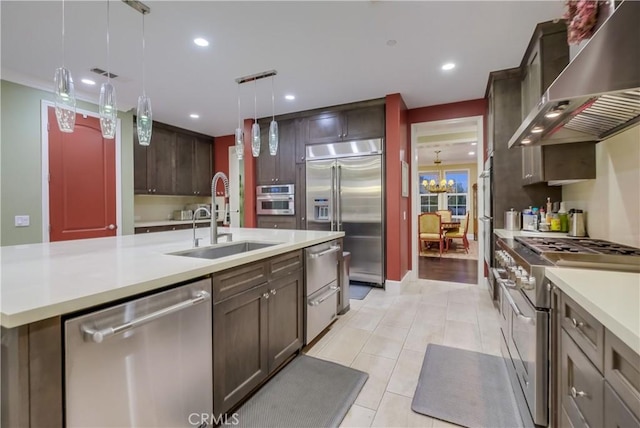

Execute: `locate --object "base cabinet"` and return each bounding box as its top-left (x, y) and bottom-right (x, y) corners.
top-left (257, 216), bottom-right (297, 230)
top-left (212, 256), bottom-right (303, 415)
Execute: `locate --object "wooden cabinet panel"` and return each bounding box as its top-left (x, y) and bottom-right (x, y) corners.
top-left (213, 284), bottom-right (269, 414)
top-left (267, 270), bottom-right (303, 371)
top-left (561, 330), bottom-right (604, 428)
top-left (147, 126), bottom-right (175, 195)
top-left (212, 260), bottom-right (268, 302)
top-left (175, 133), bottom-right (194, 195)
top-left (605, 330), bottom-right (640, 421)
top-left (194, 137), bottom-right (213, 196)
top-left (269, 250), bottom-right (303, 280)
top-left (257, 216), bottom-right (297, 230)
top-left (561, 292), bottom-right (604, 372)
top-left (306, 106), bottom-right (384, 145)
top-left (133, 132), bottom-right (149, 193)
top-left (295, 163), bottom-right (306, 229)
top-left (605, 382), bottom-right (640, 428)
top-left (256, 118), bottom-right (297, 185)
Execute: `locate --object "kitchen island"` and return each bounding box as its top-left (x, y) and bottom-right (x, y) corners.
top-left (1, 227), bottom-right (344, 427)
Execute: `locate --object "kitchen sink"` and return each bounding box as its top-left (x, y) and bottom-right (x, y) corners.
top-left (168, 241), bottom-right (281, 260)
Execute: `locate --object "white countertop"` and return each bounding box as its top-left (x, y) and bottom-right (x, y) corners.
top-left (494, 228), bottom-right (569, 239)
top-left (546, 267), bottom-right (640, 353)
top-left (0, 227), bottom-right (344, 328)
top-left (135, 219), bottom-right (212, 227)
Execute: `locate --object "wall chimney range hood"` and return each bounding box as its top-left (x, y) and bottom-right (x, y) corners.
top-left (509, 1), bottom-right (640, 149)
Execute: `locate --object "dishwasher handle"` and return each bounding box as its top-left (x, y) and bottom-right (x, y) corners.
top-left (81, 290), bottom-right (211, 343)
top-left (308, 245), bottom-right (341, 259)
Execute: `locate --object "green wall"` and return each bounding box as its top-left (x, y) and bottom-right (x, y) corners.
top-left (0, 80), bottom-right (134, 246)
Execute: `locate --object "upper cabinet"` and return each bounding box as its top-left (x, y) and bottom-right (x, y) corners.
top-left (134, 121), bottom-right (213, 196)
top-left (305, 105), bottom-right (384, 145)
top-left (256, 118), bottom-right (297, 185)
top-left (518, 21), bottom-right (595, 186)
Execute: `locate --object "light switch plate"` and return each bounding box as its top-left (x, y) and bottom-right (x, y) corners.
top-left (15, 215), bottom-right (30, 227)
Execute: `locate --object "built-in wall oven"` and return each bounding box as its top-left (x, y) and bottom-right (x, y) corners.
top-left (256, 184), bottom-right (295, 215)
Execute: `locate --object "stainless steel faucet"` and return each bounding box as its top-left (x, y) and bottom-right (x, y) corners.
top-left (192, 207), bottom-right (211, 247)
top-left (211, 172), bottom-right (232, 244)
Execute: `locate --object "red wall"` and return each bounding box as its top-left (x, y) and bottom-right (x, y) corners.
top-left (385, 94), bottom-right (410, 282)
top-left (213, 134), bottom-right (234, 196)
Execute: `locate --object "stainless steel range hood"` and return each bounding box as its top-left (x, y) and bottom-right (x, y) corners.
top-left (509, 0), bottom-right (640, 148)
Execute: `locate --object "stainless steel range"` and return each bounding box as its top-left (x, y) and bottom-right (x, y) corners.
top-left (493, 236), bottom-right (640, 427)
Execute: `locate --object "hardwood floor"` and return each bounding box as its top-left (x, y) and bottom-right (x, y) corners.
top-left (418, 256), bottom-right (478, 284)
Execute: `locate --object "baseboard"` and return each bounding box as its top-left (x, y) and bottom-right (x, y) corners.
top-left (384, 270), bottom-right (412, 289)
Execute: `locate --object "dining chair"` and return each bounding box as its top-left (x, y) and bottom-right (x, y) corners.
top-left (418, 212), bottom-right (444, 256)
top-left (436, 210), bottom-right (452, 223)
top-left (445, 212), bottom-right (470, 253)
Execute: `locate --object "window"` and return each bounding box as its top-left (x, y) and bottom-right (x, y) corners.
top-left (419, 172), bottom-right (439, 213)
top-left (445, 170), bottom-right (469, 220)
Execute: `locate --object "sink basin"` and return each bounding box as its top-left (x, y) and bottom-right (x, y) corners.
top-left (169, 241), bottom-right (280, 260)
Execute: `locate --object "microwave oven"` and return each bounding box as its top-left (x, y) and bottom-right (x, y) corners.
top-left (256, 184), bottom-right (295, 215)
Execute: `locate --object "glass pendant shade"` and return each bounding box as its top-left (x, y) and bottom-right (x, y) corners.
top-left (136, 95), bottom-right (152, 146)
top-left (99, 82), bottom-right (117, 139)
top-left (54, 67), bottom-right (76, 132)
top-left (235, 127), bottom-right (244, 160)
top-left (251, 122), bottom-right (261, 157)
top-left (269, 120), bottom-right (278, 156)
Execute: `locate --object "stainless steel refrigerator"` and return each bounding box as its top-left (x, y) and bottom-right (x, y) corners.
top-left (306, 138), bottom-right (384, 286)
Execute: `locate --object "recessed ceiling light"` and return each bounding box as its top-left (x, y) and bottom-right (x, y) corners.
top-left (386, 39), bottom-right (397, 47)
top-left (441, 62), bottom-right (456, 71)
top-left (471, 142), bottom-right (477, 146)
top-left (193, 38), bottom-right (209, 47)
top-left (468, 151), bottom-right (475, 155)
top-left (81, 78), bottom-right (96, 85)
top-left (284, 94), bottom-right (295, 101)
top-left (190, 114), bottom-right (200, 119)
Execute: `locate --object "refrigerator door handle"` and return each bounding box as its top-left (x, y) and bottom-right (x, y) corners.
top-left (337, 165), bottom-right (342, 231)
top-left (331, 165), bottom-right (336, 231)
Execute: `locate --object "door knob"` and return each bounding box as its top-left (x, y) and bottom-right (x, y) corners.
top-left (107, 224), bottom-right (116, 230)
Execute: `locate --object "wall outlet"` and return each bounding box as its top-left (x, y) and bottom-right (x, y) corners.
top-left (15, 215), bottom-right (30, 227)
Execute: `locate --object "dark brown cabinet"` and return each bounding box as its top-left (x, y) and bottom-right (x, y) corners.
top-left (305, 105), bottom-right (384, 145)
top-left (133, 222), bottom-right (210, 234)
top-left (176, 135), bottom-right (213, 196)
top-left (257, 215), bottom-right (297, 230)
top-left (134, 121), bottom-right (213, 196)
top-left (212, 252), bottom-right (303, 415)
top-left (256, 118), bottom-right (297, 185)
top-left (134, 125), bottom-right (176, 195)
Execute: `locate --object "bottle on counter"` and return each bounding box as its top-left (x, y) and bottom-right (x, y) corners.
top-left (558, 202), bottom-right (568, 232)
top-left (546, 197), bottom-right (552, 216)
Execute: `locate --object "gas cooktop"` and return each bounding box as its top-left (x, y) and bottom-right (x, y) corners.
top-left (514, 237), bottom-right (640, 257)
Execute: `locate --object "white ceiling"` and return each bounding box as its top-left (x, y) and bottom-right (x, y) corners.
top-left (1, 1), bottom-right (565, 138)
top-left (416, 117), bottom-right (479, 165)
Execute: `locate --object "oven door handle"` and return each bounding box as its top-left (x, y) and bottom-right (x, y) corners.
top-left (493, 269), bottom-right (518, 290)
top-left (501, 283), bottom-right (535, 325)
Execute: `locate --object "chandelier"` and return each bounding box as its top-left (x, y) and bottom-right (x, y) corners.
top-left (422, 150), bottom-right (455, 193)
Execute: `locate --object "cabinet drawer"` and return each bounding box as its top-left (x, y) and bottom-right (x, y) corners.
top-left (605, 329), bottom-right (640, 421)
top-left (268, 250), bottom-right (303, 280)
top-left (561, 330), bottom-right (604, 428)
top-left (213, 261), bottom-right (268, 301)
top-left (561, 292), bottom-right (604, 371)
top-left (605, 382), bottom-right (640, 428)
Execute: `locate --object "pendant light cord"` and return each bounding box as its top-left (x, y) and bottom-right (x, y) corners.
top-left (61, 0), bottom-right (65, 67)
top-left (141, 13), bottom-right (146, 95)
top-left (253, 79), bottom-right (257, 123)
top-left (271, 75), bottom-right (275, 121)
top-left (106, 0), bottom-right (111, 82)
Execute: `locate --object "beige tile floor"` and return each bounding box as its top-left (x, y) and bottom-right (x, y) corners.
top-left (304, 277), bottom-right (503, 428)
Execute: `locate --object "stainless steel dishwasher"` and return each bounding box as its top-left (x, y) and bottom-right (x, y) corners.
top-left (305, 240), bottom-right (341, 344)
top-left (65, 278), bottom-right (212, 428)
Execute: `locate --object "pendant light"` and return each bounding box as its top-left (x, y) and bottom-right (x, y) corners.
top-left (99, 0), bottom-right (117, 139)
top-left (136, 9), bottom-right (152, 146)
top-left (251, 79), bottom-right (261, 157)
top-left (268, 75), bottom-right (278, 156)
top-left (54, 0), bottom-right (76, 133)
top-left (235, 82), bottom-right (244, 160)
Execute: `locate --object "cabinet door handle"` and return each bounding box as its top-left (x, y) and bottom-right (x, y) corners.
top-left (274, 224), bottom-right (278, 228)
top-left (153, 189), bottom-right (157, 193)
top-left (275, 178), bottom-right (279, 182)
top-left (263, 292), bottom-right (270, 300)
top-left (571, 318), bottom-right (584, 329)
top-left (148, 189), bottom-right (152, 193)
top-left (570, 386), bottom-right (587, 398)
top-left (270, 289), bottom-right (277, 295)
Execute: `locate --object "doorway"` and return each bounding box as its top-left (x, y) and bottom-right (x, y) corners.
top-left (42, 102), bottom-right (121, 242)
top-left (411, 116), bottom-right (484, 284)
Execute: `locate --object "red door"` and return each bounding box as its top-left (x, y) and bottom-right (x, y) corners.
top-left (48, 107), bottom-right (117, 241)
